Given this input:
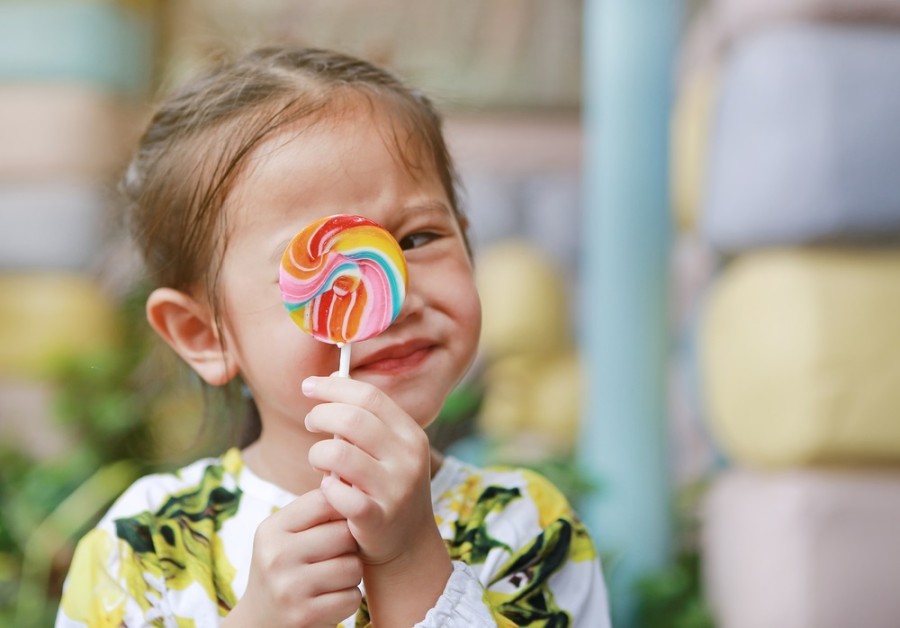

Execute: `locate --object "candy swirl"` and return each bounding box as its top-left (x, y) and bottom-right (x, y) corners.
top-left (279, 214), bottom-right (408, 344)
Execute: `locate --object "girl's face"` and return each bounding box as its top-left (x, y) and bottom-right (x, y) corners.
top-left (214, 102), bottom-right (481, 436)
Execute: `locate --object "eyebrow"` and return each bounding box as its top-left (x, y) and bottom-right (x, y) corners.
top-left (269, 200), bottom-right (454, 264)
top-left (396, 199), bottom-right (454, 221)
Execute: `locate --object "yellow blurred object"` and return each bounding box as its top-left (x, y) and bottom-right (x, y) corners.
top-left (701, 249), bottom-right (900, 467)
top-left (480, 354), bottom-right (582, 455)
top-left (0, 273), bottom-right (120, 378)
top-left (476, 240), bottom-right (570, 359)
top-left (476, 240), bottom-right (582, 459)
top-left (670, 64), bottom-right (719, 232)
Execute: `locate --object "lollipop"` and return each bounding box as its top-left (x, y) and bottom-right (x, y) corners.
top-left (279, 214), bottom-right (408, 376)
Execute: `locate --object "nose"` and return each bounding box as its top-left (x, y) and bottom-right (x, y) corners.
top-left (393, 282), bottom-right (424, 326)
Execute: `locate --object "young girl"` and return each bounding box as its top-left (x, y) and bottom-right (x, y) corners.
top-left (56, 47), bottom-right (611, 627)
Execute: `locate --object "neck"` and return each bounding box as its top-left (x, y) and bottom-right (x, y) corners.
top-left (240, 423), bottom-right (326, 495)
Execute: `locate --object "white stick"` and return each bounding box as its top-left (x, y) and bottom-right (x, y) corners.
top-left (338, 343), bottom-right (351, 378)
top-left (330, 343), bottom-right (352, 481)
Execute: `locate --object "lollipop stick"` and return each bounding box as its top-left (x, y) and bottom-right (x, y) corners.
top-left (330, 343), bottom-right (352, 481)
top-left (338, 343), bottom-right (351, 378)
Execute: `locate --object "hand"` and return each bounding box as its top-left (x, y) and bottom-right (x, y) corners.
top-left (224, 489), bottom-right (362, 628)
top-left (302, 375), bottom-right (437, 566)
top-left (303, 376), bottom-right (455, 625)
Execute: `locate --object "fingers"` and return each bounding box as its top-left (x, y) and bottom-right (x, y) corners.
top-left (303, 587), bottom-right (363, 626)
top-left (242, 548), bottom-right (362, 626)
top-left (308, 437), bottom-right (383, 494)
top-left (254, 515), bottom-right (357, 574)
top-left (305, 402), bottom-right (394, 460)
top-left (303, 553), bottom-right (364, 596)
top-left (241, 489), bottom-right (365, 626)
top-left (303, 379), bottom-right (430, 466)
top-left (300, 375), bottom-right (436, 569)
top-left (319, 473), bottom-right (380, 523)
top-left (302, 376), bottom-right (405, 430)
top-left (305, 401), bottom-right (389, 448)
top-left (295, 519), bottom-right (359, 562)
top-left (267, 487), bottom-right (343, 533)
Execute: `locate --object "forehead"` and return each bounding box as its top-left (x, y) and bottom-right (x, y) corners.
top-left (222, 97), bottom-right (445, 229)
top-left (261, 93), bottom-right (434, 175)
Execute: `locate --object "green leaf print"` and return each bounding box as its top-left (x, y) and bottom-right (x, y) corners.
top-left (115, 464), bottom-right (242, 614)
top-left (447, 486), bottom-right (519, 564)
top-left (489, 518), bottom-right (575, 626)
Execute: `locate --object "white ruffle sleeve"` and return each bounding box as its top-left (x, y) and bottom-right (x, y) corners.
top-left (415, 562), bottom-right (497, 627)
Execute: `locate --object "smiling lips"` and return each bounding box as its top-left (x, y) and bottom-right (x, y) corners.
top-left (353, 339), bottom-right (435, 374)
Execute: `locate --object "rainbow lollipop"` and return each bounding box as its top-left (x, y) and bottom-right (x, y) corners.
top-left (279, 214), bottom-right (408, 376)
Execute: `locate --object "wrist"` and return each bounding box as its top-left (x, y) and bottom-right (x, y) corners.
top-left (363, 527), bottom-right (453, 625)
top-left (220, 595), bottom-right (258, 628)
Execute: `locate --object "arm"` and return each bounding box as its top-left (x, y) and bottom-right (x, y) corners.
top-left (356, 513), bottom-right (453, 627)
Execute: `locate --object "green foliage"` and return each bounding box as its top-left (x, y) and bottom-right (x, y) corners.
top-left (51, 285), bottom-right (157, 455)
top-left (428, 383), bottom-right (483, 452)
top-left (636, 551), bottom-right (715, 628)
top-left (635, 479), bottom-right (716, 628)
top-left (0, 283), bottom-right (192, 627)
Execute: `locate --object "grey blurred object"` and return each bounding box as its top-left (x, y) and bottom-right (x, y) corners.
top-left (0, 183), bottom-right (109, 269)
top-left (165, 0), bottom-right (582, 110)
top-left (0, 85), bottom-right (136, 181)
top-left (704, 469), bottom-right (900, 628)
top-left (678, 0), bottom-right (900, 85)
top-left (703, 25), bottom-right (900, 251)
top-left (713, 0), bottom-right (900, 40)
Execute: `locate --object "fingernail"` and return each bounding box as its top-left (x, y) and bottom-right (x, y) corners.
top-left (301, 377), bottom-right (315, 395)
top-left (303, 413), bottom-right (311, 430)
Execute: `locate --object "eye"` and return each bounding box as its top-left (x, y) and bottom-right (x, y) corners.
top-left (398, 231), bottom-right (439, 251)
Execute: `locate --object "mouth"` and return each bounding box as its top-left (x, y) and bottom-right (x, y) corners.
top-left (353, 339), bottom-right (436, 375)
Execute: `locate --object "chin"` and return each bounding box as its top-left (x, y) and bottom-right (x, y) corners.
top-left (398, 394), bottom-right (445, 429)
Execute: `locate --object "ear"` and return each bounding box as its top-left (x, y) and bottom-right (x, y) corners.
top-left (146, 287), bottom-right (239, 386)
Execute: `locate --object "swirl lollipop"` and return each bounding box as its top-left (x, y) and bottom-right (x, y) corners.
top-left (279, 214), bottom-right (408, 376)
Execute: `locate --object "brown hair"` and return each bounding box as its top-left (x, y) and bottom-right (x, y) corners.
top-left (123, 47), bottom-right (469, 445)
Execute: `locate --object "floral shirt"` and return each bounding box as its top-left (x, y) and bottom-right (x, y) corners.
top-left (56, 448), bottom-right (610, 627)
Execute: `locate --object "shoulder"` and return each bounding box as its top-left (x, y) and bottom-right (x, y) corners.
top-left (433, 457), bottom-right (594, 555)
top-left (59, 451), bottom-right (246, 625)
top-left (434, 457), bottom-right (575, 520)
top-left (98, 449), bottom-right (243, 528)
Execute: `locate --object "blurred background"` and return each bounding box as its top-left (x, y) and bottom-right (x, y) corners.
top-left (2, 0), bottom-right (900, 627)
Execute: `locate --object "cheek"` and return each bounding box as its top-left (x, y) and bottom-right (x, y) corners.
top-left (226, 307), bottom-right (337, 381)
top-left (462, 288), bottom-right (483, 357)
top-left (468, 291), bottom-right (483, 340)
top-left (446, 271), bottom-right (482, 352)
top-left (242, 329), bottom-right (339, 414)
top-left (271, 329), bottom-right (338, 377)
